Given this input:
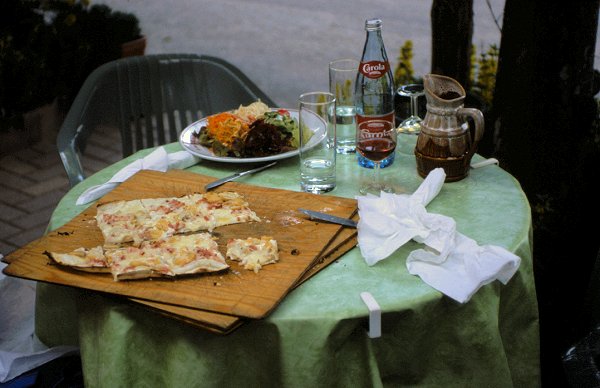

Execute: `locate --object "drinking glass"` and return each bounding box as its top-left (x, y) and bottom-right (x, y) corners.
top-left (396, 83), bottom-right (425, 135)
top-left (329, 59), bottom-right (358, 154)
top-left (298, 92), bottom-right (337, 194)
top-left (356, 119), bottom-right (396, 195)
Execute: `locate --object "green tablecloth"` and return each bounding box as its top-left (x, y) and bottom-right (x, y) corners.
top-left (37, 136), bottom-right (540, 387)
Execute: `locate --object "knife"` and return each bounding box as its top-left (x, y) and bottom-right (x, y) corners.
top-left (205, 161), bottom-right (277, 190)
top-left (298, 208), bottom-right (358, 228)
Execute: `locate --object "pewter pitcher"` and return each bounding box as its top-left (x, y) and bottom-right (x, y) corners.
top-left (414, 74), bottom-right (484, 182)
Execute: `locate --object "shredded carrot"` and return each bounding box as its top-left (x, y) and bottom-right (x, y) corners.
top-left (206, 112), bottom-right (249, 147)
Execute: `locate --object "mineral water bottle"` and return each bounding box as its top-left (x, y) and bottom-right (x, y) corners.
top-left (355, 18), bottom-right (396, 168)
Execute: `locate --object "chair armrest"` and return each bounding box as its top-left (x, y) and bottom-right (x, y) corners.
top-left (58, 124), bottom-right (86, 187)
top-left (57, 61), bottom-right (115, 187)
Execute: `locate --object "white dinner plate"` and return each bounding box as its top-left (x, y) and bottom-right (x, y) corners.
top-left (179, 108), bottom-right (326, 163)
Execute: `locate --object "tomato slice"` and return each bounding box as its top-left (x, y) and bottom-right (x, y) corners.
top-left (276, 108), bottom-right (290, 116)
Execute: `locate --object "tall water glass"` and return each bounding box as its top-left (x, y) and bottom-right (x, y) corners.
top-left (298, 92), bottom-right (336, 194)
top-left (329, 59), bottom-right (358, 154)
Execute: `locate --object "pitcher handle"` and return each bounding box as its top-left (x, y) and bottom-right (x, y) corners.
top-left (457, 107), bottom-right (484, 165)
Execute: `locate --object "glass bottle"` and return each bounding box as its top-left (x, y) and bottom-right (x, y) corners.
top-left (355, 18), bottom-right (396, 168)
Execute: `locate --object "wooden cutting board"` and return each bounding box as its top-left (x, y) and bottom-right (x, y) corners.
top-left (132, 223), bottom-right (358, 335)
top-left (3, 169), bottom-right (357, 320)
top-left (132, 227), bottom-right (357, 335)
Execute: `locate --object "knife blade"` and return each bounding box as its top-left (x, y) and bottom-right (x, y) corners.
top-left (204, 161), bottom-right (277, 190)
top-left (298, 208), bottom-right (358, 228)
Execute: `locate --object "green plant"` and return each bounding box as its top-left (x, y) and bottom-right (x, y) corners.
top-left (392, 40), bottom-right (499, 106)
top-left (469, 44), bottom-right (499, 107)
top-left (0, 0), bottom-right (142, 132)
top-left (0, 0), bottom-right (57, 131)
top-left (47, 0), bottom-right (142, 102)
top-left (393, 40), bottom-right (419, 86)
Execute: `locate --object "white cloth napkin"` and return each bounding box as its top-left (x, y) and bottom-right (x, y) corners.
top-left (356, 168), bottom-right (521, 303)
top-left (76, 147), bottom-right (199, 205)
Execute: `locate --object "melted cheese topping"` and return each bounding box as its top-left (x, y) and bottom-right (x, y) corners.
top-left (95, 192), bottom-right (260, 246)
top-left (51, 233), bottom-right (228, 281)
top-left (226, 236), bottom-right (279, 273)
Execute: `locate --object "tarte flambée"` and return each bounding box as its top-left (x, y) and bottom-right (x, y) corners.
top-left (95, 191), bottom-right (260, 247)
top-left (47, 233), bottom-right (228, 281)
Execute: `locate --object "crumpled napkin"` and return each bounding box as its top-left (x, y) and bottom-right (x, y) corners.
top-left (0, 259), bottom-right (77, 383)
top-left (76, 147), bottom-right (199, 205)
top-left (357, 168), bottom-right (521, 303)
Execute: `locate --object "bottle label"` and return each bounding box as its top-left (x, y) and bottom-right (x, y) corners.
top-left (356, 111), bottom-right (395, 127)
top-left (359, 61), bottom-right (390, 79)
top-left (358, 119), bottom-right (394, 137)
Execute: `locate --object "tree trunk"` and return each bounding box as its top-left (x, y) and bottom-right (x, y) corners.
top-left (430, 0), bottom-right (473, 88)
top-left (492, 0), bottom-right (600, 385)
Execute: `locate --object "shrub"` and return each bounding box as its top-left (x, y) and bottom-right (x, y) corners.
top-left (0, 0), bottom-right (142, 132)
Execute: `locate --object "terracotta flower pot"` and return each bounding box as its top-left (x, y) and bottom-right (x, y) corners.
top-left (121, 36), bottom-right (147, 58)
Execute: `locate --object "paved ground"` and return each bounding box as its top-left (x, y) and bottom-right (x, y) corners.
top-left (0, 124), bottom-right (122, 255)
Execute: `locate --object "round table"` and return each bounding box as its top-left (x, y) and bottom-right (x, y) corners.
top-left (37, 136), bottom-right (540, 387)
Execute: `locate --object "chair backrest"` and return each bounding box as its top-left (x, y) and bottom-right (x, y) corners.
top-left (57, 54), bottom-right (276, 186)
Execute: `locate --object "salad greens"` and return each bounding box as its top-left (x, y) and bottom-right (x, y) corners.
top-left (193, 108), bottom-right (313, 158)
top-left (262, 111), bottom-right (311, 148)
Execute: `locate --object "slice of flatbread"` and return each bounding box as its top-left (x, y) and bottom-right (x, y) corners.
top-left (48, 233), bottom-right (229, 281)
top-left (226, 236), bottom-right (279, 273)
top-left (45, 246), bottom-right (110, 273)
top-left (96, 192), bottom-right (260, 246)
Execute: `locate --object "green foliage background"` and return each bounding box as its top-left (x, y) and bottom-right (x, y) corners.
top-left (393, 39), bottom-right (499, 108)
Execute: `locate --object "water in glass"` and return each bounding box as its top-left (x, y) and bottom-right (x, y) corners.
top-left (335, 105), bottom-right (357, 154)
